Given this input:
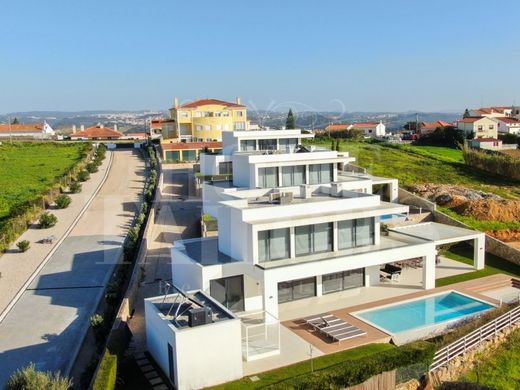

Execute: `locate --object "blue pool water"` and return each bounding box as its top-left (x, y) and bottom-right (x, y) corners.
top-left (380, 213), bottom-right (407, 221)
top-left (356, 292), bottom-right (494, 334)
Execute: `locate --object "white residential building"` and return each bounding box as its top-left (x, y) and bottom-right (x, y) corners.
top-left (0, 121), bottom-right (55, 138)
top-left (351, 121), bottom-right (386, 137)
top-left (146, 129), bottom-right (486, 389)
top-left (457, 117), bottom-right (498, 138)
top-left (495, 116), bottom-right (520, 135)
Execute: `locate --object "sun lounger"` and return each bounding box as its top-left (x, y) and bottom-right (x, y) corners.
top-left (303, 313), bottom-right (367, 344)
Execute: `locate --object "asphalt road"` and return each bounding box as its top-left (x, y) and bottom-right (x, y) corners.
top-left (0, 149), bottom-right (145, 386)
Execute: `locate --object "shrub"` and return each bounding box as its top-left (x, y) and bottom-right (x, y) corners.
top-left (274, 341), bottom-right (435, 389)
top-left (69, 181), bottom-right (82, 194)
top-left (39, 212), bottom-right (58, 229)
top-left (86, 162), bottom-right (99, 173)
top-left (93, 352), bottom-right (117, 390)
top-left (16, 240), bottom-right (30, 252)
top-left (6, 363), bottom-right (72, 390)
top-left (55, 194), bottom-right (72, 209)
top-left (90, 314), bottom-right (104, 328)
top-left (77, 170), bottom-right (90, 182)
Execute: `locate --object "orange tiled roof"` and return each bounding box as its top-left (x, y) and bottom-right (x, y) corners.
top-left (178, 98), bottom-right (245, 109)
top-left (458, 117), bottom-right (482, 123)
top-left (0, 123), bottom-right (43, 133)
top-left (325, 123), bottom-right (350, 131)
top-left (352, 122), bottom-right (379, 128)
top-left (421, 121), bottom-right (452, 129)
top-left (495, 116), bottom-right (520, 124)
top-left (71, 126), bottom-right (123, 139)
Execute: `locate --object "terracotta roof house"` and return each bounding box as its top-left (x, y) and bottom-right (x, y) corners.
top-left (324, 123), bottom-right (351, 132)
top-left (178, 98), bottom-right (245, 109)
top-left (0, 122), bottom-right (55, 138)
top-left (351, 121), bottom-right (386, 137)
top-left (70, 125), bottom-right (123, 140)
top-left (495, 116), bottom-right (520, 135)
top-left (418, 121), bottom-right (453, 135)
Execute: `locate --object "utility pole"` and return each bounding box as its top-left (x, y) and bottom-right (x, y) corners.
top-left (8, 115), bottom-right (12, 144)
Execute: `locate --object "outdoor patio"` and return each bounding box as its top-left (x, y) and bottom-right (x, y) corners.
top-left (242, 256), bottom-right (478, 375)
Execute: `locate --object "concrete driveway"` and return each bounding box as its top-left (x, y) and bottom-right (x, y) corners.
top-left (0, 149), bottom-right (145, 385)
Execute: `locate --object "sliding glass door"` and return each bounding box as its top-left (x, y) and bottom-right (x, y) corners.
top-left (210, 275), bottom-right (245, 311)
top-left (258, 167), bottom-right (279, 188)
top-left (322, 269), bottom-right (364, 294)
top-left (295, 222), bottom-right (333, 257)
top-left (278, 277), bottom-right (316, 303)
top-left (281, 165), bottom-right (305, 187)
top-left (258, 228), bottom-right (290, 262)
top-left (308, 163), bottom-right (333, 184)
top-left (338, 218), bottom-right (375, 249)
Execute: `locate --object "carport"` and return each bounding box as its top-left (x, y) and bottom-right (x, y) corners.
top-left (390, 222), bottom-right (485, 272)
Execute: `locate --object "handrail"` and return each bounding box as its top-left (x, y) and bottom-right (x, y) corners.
top-left (430, 305), bottom-right (520, 372)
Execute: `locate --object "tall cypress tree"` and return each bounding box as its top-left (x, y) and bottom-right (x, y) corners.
top-left (285, 109), bottom-right (296, 129)
top-left (463, 108), bottom-right (471, 119)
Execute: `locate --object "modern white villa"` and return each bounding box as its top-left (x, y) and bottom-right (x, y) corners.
top-left (145, 129), bottom-right (487, 389)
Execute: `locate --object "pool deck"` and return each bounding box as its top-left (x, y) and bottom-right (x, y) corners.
top-left (282, 274), bottom-right (509, 355)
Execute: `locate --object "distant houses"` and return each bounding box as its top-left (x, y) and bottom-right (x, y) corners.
top-left (417, 121), bottom-right (453, 136)
top-left (70, 124), bottom-right (123, 140)
top-left (324, 121), bottom-right (386, 138)
top-left (0, 122), bottom-right (55, 138)
top-left (457, 116), bottom-right (498, 139)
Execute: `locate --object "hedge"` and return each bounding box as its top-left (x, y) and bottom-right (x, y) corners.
top-left (463, 145), bottom-right (520, 180)
top-left (270, 341), bottom-right (435, 389)
top-left (93, 351), bottom-right (117, 390)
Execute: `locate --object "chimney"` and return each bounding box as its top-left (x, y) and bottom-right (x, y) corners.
top-left (80, 125), bottom-right (85, 131)
top-left (72, 125), bottom-right (76, 134)
top-left (174, 97), bottom-right (179, 108)
top-left (236, 97), bottom-right (241, 105)
top-left (100, 124), bottom-right (104, 128)
top-left (113, 124), bottom-right (118, 132)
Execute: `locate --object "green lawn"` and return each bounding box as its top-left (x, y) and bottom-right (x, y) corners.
top-left (0, 142), bottom-right (87, 220)
top-left (308, 139), bottom-right (520, 200)
top-left (436, 244), bottom-right (520, 286)
top-left (210, 343), bottom-right (394, 389)
top-left (460, 328), bottom-right (520, 390)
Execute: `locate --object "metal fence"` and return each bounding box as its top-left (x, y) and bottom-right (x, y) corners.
top-left (430, 305), bottom-right (520, 372)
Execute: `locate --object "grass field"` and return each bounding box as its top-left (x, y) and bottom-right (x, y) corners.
top-left (436, 243), bottom-right (520, 285)
top-left (308, 139), bottom-right (520, 199)
top-left (460, 327), bottom-right (520, 390)
top-left (0, 142), bottom-right (87, 220)
top-left (210, 343), bottom-right (394, 389)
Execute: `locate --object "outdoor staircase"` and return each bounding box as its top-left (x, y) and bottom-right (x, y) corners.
top-left (461, 274), bottom-right (519, 294)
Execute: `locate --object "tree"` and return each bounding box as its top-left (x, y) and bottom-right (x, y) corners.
top-left (335, 139), bottom-right (341, 152)
top-left (6, 364), bottom-right (72, 390)
top-left (11, 117), bottom-right (19, 124)
top-left (39, 212), bottom-right (58, 229)
top-left (463, 108), bottom-right (471, 118)
top-left (285, 109), bottom-right (296, 129)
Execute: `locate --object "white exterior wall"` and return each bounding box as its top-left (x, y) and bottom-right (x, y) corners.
top-left (260, 240), bottom-right (436, 318)
top-left (145, 299), bottom-right (243, 390)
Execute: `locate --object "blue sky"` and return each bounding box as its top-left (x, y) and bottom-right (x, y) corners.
top-left (1, 0), bottom-right (520, 113)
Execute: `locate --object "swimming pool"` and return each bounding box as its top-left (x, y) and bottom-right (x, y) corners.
top-left (354, 291), bottom-right (494, 334)
top-left (380, 213), bottom-right (407, 221)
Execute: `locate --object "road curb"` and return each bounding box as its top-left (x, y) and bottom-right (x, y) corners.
top-left (0, 151), bottom-right (114, 324)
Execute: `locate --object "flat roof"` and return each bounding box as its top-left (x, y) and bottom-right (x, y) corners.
top-left (390, 222), bottom-right (482, 244)
top-left (147, 290), bottom-right (236, 329)
top-left (177, 237), bottom-right (240, 265)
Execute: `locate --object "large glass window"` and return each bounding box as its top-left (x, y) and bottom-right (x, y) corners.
top-left (295, 223), bottom-right (333, 257)
top-left (259, 139), bottom-right (277, 151)
top-left (258, 228), bottom-right (289, 262)
top-left (279, 138), bottom-right (298, 152)
top-left (218, 161), bottom-right (232, 174)
top-left (240, 140), bottom-right (256, 151)
top-left (338, 218), bottom-right (374, 249)
top-left (210, 275), bottom-right (244, 311)
top-left (322, 269), bottom-right (364, 294)
top-left (258, 167), bottom-right (279, 188)
top-left (281, 165), bottom-right (306, 187)
top-left (308, 163), bottom-right (333, 184)
top-left (278, 277), bottom-right (316, 303)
